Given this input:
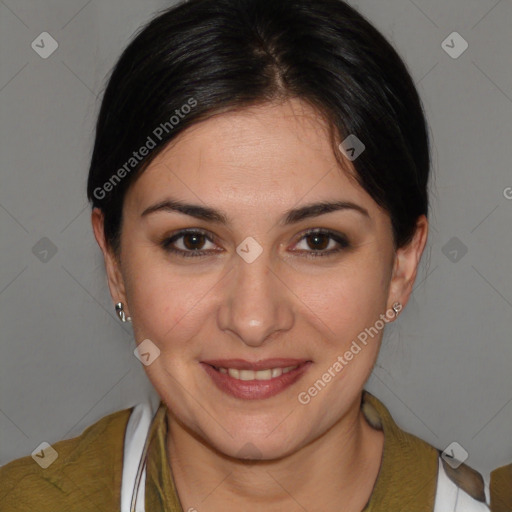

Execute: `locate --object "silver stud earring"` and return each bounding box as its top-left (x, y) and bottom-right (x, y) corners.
top-left (392, 302), bottom-right (402, 318)
top-left (115, 302), bottom-right (131, 323)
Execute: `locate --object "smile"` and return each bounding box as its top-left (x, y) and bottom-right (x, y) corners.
top-left (201, 359), bottom-right (312, 400)
top-left (215, 365), bottom-right (299, 380)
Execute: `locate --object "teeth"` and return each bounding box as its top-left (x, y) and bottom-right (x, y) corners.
top-left (220, 365), bottom-right (299, 381)
top-left (256, 369), bottom-right (272, 380)
top-left (239, 369), bottom-right (256, 381)
top-left (227, 368), bottom-right (239, 379)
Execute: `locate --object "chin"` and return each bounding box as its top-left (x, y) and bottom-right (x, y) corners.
top-left (207, 426), bottom-right (303, 462)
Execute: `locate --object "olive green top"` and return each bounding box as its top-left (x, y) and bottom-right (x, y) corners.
top-left (490, 463), bottom-right (512, 512)
top-left (0, 391), bottom-right (490, 511)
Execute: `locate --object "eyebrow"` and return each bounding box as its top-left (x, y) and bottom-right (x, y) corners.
top-left (140, 198), bottom-right (370, 225)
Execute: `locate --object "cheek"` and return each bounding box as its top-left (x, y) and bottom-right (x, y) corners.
top-left (293, 263), bottom-right (390, 417)
top-left (124, 251), bottom-right (222, 345)
top-left (293, 257), bottom-right (391, 344)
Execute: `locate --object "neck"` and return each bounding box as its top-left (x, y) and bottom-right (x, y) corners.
top-left (165, 392), bottom-right (384, 512)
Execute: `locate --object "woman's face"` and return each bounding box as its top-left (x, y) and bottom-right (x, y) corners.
top-left (93, 98), bottom-right (426, 460)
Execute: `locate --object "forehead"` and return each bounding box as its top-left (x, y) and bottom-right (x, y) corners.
top-left (126, 99), bottom-right (375, 215)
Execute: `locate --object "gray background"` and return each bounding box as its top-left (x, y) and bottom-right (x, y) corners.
top-left (0, 0), bottom-right (511, 481)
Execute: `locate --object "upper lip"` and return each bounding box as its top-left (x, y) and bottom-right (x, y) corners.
top-left (202, 358), bottom-right (310, 370)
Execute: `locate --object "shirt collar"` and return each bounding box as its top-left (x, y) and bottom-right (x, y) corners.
top-left (360, 390), bottom-right (438, 511)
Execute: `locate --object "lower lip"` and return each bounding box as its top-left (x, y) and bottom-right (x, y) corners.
top-left (201, 362), bottom-right (312, 400)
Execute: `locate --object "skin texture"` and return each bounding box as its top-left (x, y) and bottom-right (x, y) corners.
top-left (92, 98), bottom-right (428, 512)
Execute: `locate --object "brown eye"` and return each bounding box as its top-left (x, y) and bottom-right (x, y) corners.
top-left (161, 229), bottom-right (219, 258)
top-left (182, 232), bottom-right (207, 250)
top-left (305, 233), bottom-right (330, 251)
top-left (293, 229), bottom-right (350, 258)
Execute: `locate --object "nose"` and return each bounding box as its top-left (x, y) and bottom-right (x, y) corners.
top-left (217, 250), bottom-right (294, 347)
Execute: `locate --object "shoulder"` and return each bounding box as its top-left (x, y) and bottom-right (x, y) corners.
top-left (490, 463), bottom-right (512, 511)
top-left (362, 391), bottom-right (489, 509)
top-left (0, 406), bottom-right (134, 512)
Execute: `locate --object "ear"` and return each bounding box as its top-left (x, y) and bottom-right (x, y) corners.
top-left (387, 215), bottom-right (429, 313)
top-left (91, 208), bottom-right (130, 316)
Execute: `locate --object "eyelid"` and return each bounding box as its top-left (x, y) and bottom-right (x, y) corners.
top-left (296, 227), bottom-right (348, 242)
top-left (167, 227), bottom-right (215, 241)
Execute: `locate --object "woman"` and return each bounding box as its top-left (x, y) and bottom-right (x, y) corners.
top-left (0, 0), bottom-right (503, 510)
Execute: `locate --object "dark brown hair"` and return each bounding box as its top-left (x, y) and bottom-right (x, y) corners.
top-left (87, 0), bottom-right (430, 255)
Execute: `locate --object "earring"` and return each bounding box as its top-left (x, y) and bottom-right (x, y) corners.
top-left (392, 302), bottom-right (402, 318)
top-left (115, 302), bottom-right (131, 323)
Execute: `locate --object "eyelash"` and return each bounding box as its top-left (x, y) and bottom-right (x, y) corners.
top-left (160, 228), bottom-right (350, 259)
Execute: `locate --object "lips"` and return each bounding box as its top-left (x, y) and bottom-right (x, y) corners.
top-left (201, 359), bottom-right (312, 400)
